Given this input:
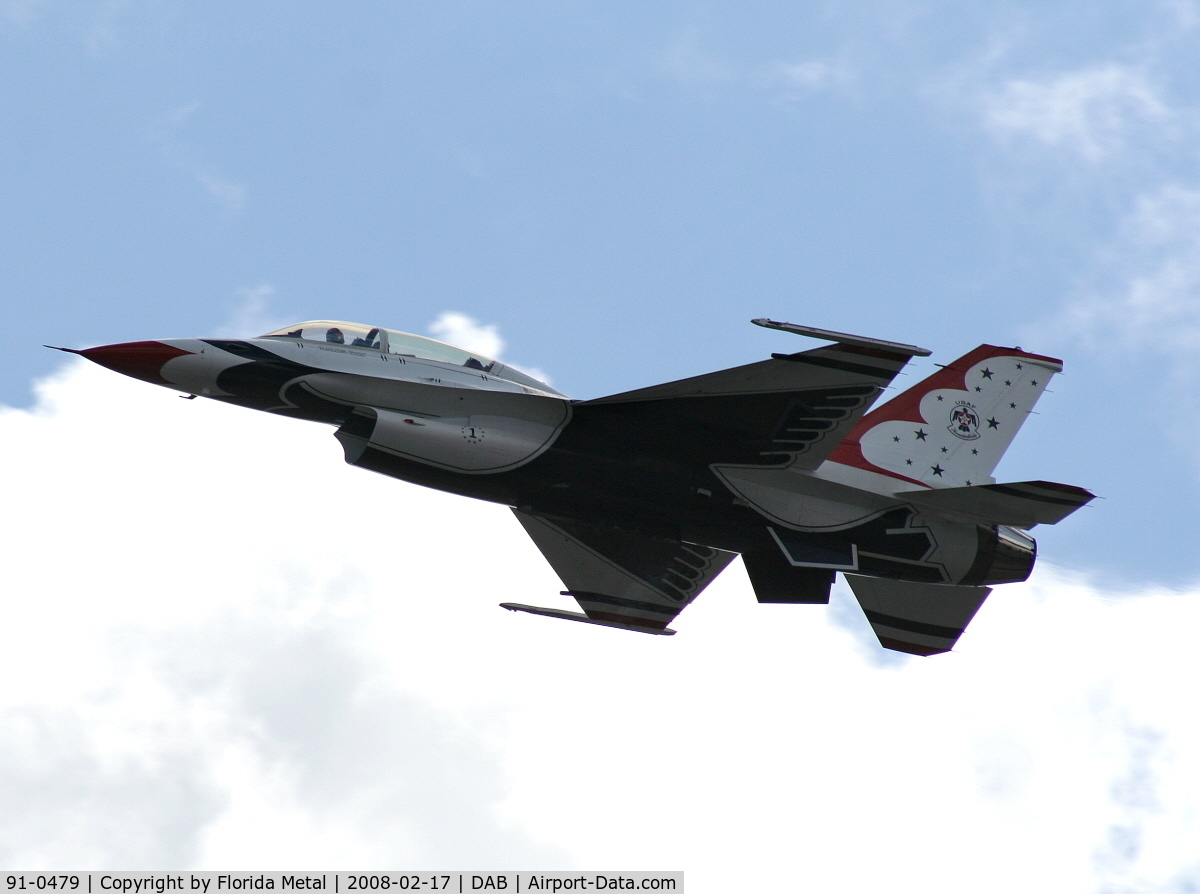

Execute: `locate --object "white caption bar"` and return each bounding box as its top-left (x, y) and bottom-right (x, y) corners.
top-left (2, 874), bottom-right (682, 894)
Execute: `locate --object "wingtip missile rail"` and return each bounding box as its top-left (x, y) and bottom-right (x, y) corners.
top-left (751, 317), bottom-right (933, 357)
top-left (500, 603), bottom-right (677, 635)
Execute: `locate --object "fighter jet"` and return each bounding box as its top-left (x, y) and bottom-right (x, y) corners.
top-left (55, 318), bottom-right (1094, 655)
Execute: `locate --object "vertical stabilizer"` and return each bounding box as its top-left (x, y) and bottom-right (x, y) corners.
top-left (824, 345), bottom-right (1062, 490)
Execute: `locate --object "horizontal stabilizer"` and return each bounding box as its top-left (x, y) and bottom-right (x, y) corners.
top-left (896, 480), bottom-right (1095, 527)
top-left (501, 603), bottom-right (677, 635)
top-left (845, 574), bottom-right (991, 656)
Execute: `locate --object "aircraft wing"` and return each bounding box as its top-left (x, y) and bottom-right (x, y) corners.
top-left (575, 342), bottom-right (914, 470)
top-left (512, 509), bottom-right (736, 632)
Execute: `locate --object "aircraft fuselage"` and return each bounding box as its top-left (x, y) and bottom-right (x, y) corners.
top-left (76, 328), bottom-right (1035, 592)
top-left (69, 317), bottom-right (1099, 652)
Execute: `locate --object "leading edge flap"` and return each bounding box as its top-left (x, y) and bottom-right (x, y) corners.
top-left (513, 509), bottom-right (736, 631)
top-left (844, 574), bottom-right (992, 656)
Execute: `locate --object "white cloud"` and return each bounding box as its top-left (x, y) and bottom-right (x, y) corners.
top-left (428, 311), bottom-right (553, 385)
top-left (193, 171), bottom-right (246, 215)
top-left (428, 311), bottom-right (504, 359)
top-left (1059, 184), bottom-right (1200, 356)
top-left (217, 283), bottom-right (286, 339)
top-left (499, 565), bottom-right (1200, 891)
top-left (984, 64), bottom-right (1169, 162)
top-left (5, 357), bottom-right (1200, 887)
top-left (1164, 0), bottom-right (1200, 29)
top-left (148, 102), bottom-right (246, 215)
top-left (0, 360), bottom-right (565, 868)
top-left (660, 37), bottom-right (854, 103)
top-left (763, 58), bottom-right (854, 100)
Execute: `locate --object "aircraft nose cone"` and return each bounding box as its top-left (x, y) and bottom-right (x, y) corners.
top-left (80, 341), bottom-right (194, 386)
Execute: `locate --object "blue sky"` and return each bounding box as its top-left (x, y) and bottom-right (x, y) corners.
top-left (5, 1), bottom-right (1200, 884)
top-left (7, 0), bottom-right (1200, 583)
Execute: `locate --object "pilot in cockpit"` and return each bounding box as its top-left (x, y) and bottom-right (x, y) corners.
top-left (325, 327), bottom-right (345, 344)
top-left (352, 328), bottom-right (383, 349)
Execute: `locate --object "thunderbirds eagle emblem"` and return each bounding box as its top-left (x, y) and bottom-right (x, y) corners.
top-left (948, 401), bottom-right (981, 440)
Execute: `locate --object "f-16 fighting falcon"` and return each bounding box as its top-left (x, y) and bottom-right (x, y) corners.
top-left (53, 318), bottom-right (1094, 655)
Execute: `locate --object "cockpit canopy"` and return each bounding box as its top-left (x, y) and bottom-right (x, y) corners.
top-left (261, 321), bottom-right (498, 372)
top-left (259, 320), bottom-right (561, 394)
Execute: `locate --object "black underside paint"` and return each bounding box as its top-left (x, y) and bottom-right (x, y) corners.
top-left (211, 348), bottom-right (1027, 586)
top-left (771, 351), bottom-right (899, 379)
top-left (986, 483), bottom-right (1089, 506)
top-left (563, 590), bottom-right (681, 619)
top-left (768, 508), bottom-right (945, 583)
top-left (345, 431), bottom-right (954, 585)
top-left (862, 609), bottom-right (963, 640)
top-left (544, 518), bottom-right (726, 605)
top-left (741, 549), bottom-right (835, 604)
top-left (571, 386), bottom-right (877, 468)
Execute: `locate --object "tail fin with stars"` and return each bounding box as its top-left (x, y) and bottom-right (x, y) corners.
top-left (822, 345), bottom-right (1062, 490)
